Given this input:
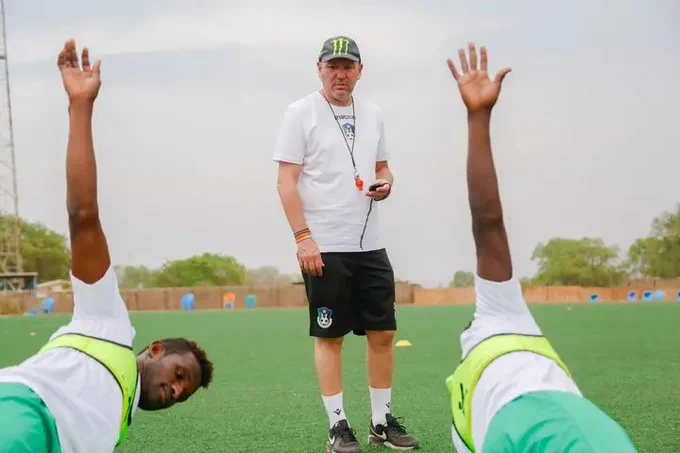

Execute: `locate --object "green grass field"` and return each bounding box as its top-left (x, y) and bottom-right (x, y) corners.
top-left (1, 304), bottom-right (679, 452)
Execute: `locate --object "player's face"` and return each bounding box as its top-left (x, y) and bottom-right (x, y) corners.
top-left (317, 58), bottom-right (362, 102)
top-left (138, 343), bottom-right (202, 411)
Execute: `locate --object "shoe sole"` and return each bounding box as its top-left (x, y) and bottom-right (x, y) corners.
top-left (368, 435), bottom-right (418, 451)
top-left (326, 442), bottom-right (363, 453)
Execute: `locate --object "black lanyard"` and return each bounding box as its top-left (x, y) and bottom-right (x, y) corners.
top-left (324, 94), bottom-right (362, 190)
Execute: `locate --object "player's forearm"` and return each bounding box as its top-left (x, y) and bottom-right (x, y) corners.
top-left (66, 101), bottom-right (98, 220)
top-left (467, 111), bottom-right (502, 225)
top-left (277, 180), bottom-right (309, 235)
top-left (467, 110), bottom-right (512, 280)
top-left (376, 166), bottom-right (393, 185)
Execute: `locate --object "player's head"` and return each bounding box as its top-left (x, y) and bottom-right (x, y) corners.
top-left (136, 338), bottom-right (214, 411)
top-left (317, 35), bottom-right (363, 102)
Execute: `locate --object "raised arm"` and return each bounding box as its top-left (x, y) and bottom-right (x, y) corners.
top-left (58, 40), bottom-right (109, 284)
top-left (447, 43), bottom-right (512, 282)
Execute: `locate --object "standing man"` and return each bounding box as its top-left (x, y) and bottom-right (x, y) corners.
top-left (274, 36), bottom-right (419, 452)
top-left (444, 42), bottom-right (637, 452)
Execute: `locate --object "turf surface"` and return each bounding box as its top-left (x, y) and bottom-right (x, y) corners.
top-left (1, 303), bottom-right (678, 452)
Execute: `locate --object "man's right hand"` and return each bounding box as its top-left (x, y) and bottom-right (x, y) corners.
top-left (446, 42), bottom-right (511, 114)
top-left (57, 39), bottom-right (101, 105)
top-left (297, 238), bottom-right (324, 277)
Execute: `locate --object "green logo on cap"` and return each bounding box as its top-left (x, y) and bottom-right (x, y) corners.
top-left (332, 38), bottom-right (350, 55)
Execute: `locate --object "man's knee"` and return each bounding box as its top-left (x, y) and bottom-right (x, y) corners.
top-left (315, 336), bottom-right (344, 352)
top-left (366, 330), bottom-right (395, 351)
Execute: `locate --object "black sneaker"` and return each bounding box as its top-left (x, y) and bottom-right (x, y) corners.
top-left (368, 414), bottom-right (419, 450)
top-left (327, 419), bottom-right (362, 453)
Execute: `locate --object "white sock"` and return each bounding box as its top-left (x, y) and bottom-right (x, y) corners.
top-left (323, 393), bottom-right (347, 427)
top-left (370, 387), bottom-right (392, 426)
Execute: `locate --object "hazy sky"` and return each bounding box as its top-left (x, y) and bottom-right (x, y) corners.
top-left (3, 0), bottom-right (679, 287)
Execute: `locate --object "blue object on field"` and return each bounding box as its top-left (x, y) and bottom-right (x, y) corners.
top-left (642, 291), bottom-right (653, 302)
top-left (223, 301), bottom-right (233, 309)
top-left (26, 309), bottom-right (37, 317)
top-left (245, 295), bottom-right (257, 309)
top-left (654, 290), bottom-right (665, 301)
top-left (589, 294), bottom-right (599, 303)
top-left (41, 297), bottom-right (55, 314)
top-left (181, 293), bottom-right (195, 311)
top-left (627, 291), bottom-right (637, 302)
top-left (676, 291), bottom-right (680, 301)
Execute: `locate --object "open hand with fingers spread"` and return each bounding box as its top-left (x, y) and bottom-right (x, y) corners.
top-left (447, 43), bottom-right (511, 113)
top-left (57, 39), bottom-right (102, 104)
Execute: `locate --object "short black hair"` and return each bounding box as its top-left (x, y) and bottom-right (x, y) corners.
top-left (158, 338), bottom-right (214, 388)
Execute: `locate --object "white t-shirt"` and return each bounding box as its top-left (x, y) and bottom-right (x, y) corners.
top-left (273, 91), bottom-right (389, 252)
top-left (451, 274), bottom-right (582, 452)
top-left (0, 266), bottom-right (141, 453)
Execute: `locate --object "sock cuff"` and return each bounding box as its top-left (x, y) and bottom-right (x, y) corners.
top-left (323, 392), bottom-right (343, 398)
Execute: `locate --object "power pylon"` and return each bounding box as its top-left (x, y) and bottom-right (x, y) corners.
top-left (0, 0), bottom-right (23, 287)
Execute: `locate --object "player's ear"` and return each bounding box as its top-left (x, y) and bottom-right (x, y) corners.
top-left (148, 341), bottom-right (164, 358)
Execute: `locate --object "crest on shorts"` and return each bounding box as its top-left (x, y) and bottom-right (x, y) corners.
top-left (317, 307), bottom-right (333, 329)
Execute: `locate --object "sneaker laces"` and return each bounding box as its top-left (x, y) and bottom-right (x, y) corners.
top-left (386, 415), bottom-right (408, 434)
top-left (338, 425), bottom-right (357, 442)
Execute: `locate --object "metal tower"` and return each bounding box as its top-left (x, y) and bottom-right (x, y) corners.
top-left (0, 0), bottom-right (23, 284)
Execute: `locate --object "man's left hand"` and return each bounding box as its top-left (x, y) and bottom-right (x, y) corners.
top-left (366, 179), bottom-right (391, 201)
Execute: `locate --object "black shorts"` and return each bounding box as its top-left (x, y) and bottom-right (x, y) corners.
top-left (303, 248), bottom-right (397, 338)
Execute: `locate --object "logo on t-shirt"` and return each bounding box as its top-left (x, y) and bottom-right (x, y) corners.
top-left (341, 122), bottom-right (355, 141)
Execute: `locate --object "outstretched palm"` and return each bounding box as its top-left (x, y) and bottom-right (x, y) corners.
top-left (447, 43), bottom-right (511, 113)
top-left (57, 39), bottom-right (101, 103)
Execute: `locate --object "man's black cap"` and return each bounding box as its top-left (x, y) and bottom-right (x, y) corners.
top-left (318, 35), bottom-right (361, 63)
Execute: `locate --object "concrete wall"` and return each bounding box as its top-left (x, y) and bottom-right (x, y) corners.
top-left (1, 281), bottom-right (678, 315)
top-left (413, 286), bottom-right (680, 306)
top-left (624, 277), bottom-right (680, 290)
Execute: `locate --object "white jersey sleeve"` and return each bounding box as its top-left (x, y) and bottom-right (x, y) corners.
top-left (459, 274), bottom-right (543, 358)
top-left (70, 266), bottom-right (129, 322)
top-left (51, 265), bottom-right (135, 346)
top-left (376, 107), bottom-right (389, 162)
top-left (273, 103), bottom-right (306, 165)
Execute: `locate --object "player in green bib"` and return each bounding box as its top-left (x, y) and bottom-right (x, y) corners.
top-left (0, 40), bottom-right (214, 453)
top-left (442, 43), bottom-right (638, 453)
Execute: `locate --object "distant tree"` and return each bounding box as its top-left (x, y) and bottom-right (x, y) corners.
top-left (0, 216), bottom-right (70, 282)
top-left (626, 204), bottom-right (680, 278)
top-left (519, 277), bottom-right (534, 290)
top-left (115, 265), bottom-right (157, 289)
top-left (626, 237), bottom-right (659, 278)
top-left (449, 270), bottom-right (475, 288)
top-left (246, 265), bottom-right (294, 286)
top-left (531, 237), bottom-right (627, 287)
top-left (153, 253), bottom-right (246, 287)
